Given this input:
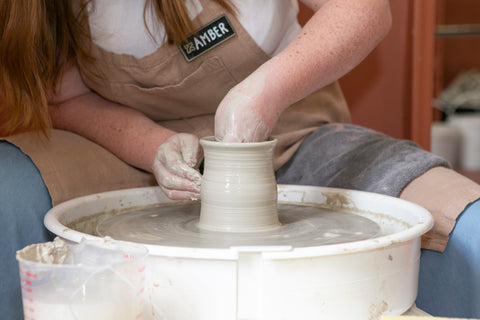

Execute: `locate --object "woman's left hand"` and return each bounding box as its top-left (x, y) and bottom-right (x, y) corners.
top-left (152, 133), bottom-right (203, 200)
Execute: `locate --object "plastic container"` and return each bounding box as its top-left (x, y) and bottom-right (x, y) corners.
top-left (17, 238), bottom-right (148, 320)
top-left (449, 114), bottom-right (480, 170)
top-left (431, 121), bottom-right (460, 168)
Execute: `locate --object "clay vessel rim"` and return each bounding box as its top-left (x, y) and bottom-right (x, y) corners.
top-left (200, 136), bottom-right (277, 147)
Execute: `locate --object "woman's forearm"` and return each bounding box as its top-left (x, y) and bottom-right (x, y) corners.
top-left (250, 0), bottom-right (392, 113)
top-left (214, 0), bottom-right (391, 142)
top-left (49, 92), bottom-right (176, 172)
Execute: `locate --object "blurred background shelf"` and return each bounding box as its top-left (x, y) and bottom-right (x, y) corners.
top-left (436, 24), bottom-right (480, 37)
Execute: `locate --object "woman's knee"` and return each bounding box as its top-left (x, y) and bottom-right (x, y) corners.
top-left (417, 199), bottom-right (480, 317)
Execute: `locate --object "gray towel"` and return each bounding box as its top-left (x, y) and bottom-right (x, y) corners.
top-left (276, 123), bottom-right (449, 197)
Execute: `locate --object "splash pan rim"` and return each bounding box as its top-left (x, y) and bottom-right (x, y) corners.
top-left (44, 184), bottom-right (433, 260)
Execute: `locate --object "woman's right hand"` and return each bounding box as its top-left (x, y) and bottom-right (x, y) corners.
top-left (152, 133), bottom-right (203, 200)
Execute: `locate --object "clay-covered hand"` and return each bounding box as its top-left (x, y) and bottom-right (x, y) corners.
top-left (216, 0), bottom-right (392, 143)
top-left (214, 72), bottom-right (283, 142)
top-left (152, 133), bottom-right (203, 200)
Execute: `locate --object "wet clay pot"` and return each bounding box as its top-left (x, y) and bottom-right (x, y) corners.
top-left (198, 137), bottom-right (280, 232)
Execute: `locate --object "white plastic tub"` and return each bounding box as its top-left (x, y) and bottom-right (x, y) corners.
top-left (44, 185), bottom-right (433, 320)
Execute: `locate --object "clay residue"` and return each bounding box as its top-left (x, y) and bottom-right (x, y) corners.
top-left (281, 190), bottom-right (411, 237)
top-left (16, 237), bottom-right (69, 264)
top-left (369, 300), bottom-right (388, 320)
top-left (322, 192), bottom-right (353, 209)
top-left (318, 191), bottom-right (411, 233)
top-left (67, 203), bottom-right (163, 236)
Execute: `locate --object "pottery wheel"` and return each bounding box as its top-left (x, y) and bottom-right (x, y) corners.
top-left (95, 202), bottom-right (381, 248)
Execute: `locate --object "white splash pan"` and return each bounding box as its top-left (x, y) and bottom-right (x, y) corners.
top-left (44, 185), bottom-right (433, 320)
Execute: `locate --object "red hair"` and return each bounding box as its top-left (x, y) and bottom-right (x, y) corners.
top-left (0, 0), bottom-right (234, 136)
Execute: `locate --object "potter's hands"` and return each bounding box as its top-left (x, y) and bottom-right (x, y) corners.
top-left (152, 133), bottom-right (203, 200)
top-left (214, 74), bottom-right (284, 142)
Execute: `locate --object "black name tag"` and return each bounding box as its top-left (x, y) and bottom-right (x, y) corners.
top-left (179, 15), bottom-right (236, 62)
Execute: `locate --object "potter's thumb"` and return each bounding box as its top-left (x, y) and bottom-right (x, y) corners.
top-left (182, 147), bottom-right (200, 167)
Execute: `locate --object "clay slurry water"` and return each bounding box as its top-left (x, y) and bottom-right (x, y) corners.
top-left (94, 202), bottom-right (381, 248)
top-left (94, 137), bottom-right (382, 248)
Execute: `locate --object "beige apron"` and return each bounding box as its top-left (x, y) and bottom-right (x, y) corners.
top-left (2, 0), bottom-right (349, 207)
top-left (77, 0), bottom-right (350, 168)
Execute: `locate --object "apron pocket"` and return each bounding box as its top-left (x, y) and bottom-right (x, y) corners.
top-left (109, 56), bottom-right (237, 120)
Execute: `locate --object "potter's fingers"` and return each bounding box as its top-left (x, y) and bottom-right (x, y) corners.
top-left (173, 162), bottom-right (202, 185)
top-left (161, 148), bottom-right (202, 184)
top-left (159, 185), bottom-right (201, 201)
top-left (216, 116), bottom-right (243, 142)
top-left (215, 112), bottom-right (268, 142)
top-left (152, 162), bottom-right (201, 194)
top-left (179, 135), bottom-right (203, 167)
top-left (215, 116), bottom-right (239, 142)
top-left (181, 143), bottom-right (204, 170)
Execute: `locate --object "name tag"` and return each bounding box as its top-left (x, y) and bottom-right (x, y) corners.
top-left (179, 15), bottom-right (236, 62)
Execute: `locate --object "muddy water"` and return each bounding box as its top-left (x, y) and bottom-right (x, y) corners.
top-left (71, 202), bottom-right (386, 248)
